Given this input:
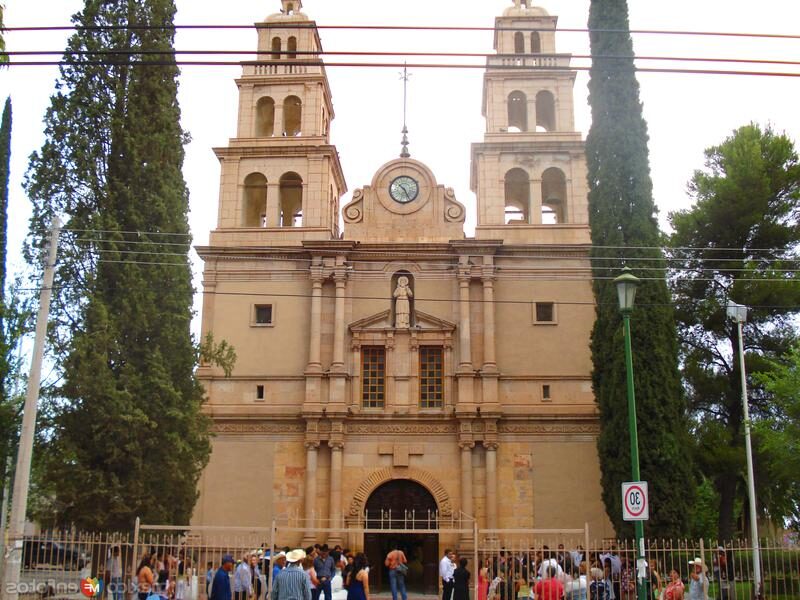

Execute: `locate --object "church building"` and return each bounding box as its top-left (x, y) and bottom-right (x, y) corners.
top-left (194, 0), bottom-right (614, 586)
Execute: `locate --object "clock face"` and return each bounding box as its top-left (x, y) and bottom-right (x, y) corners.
top-left (389, 175), bottom-right (420, 203)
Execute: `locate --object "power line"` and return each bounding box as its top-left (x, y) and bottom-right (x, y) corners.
top-left (59, 230), bottom-right (800, 255)
top-left (63, 227), bottom-right (191, 237)
top-left (27, 282), bottom-right (800, 311)
top-left (3, 58), bottom-right (798, 78)
top-left (5, 49), bottom-right (800, 70)
top-left (62, 242), bottom-right (800, 271)
top-left (81, 257), bottom-right (800, 285)
top-left (4, 23), bottom-right (800, 41)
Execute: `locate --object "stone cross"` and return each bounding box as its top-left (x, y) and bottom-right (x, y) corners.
top-left (378, 443), bottom-right (424, 467)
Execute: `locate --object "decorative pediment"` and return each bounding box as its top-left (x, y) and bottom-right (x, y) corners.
top-left (414, 310), bottom-right (457, 332)
top-left (349, 309), bottom-right (392, 332)
top-left (349, 309), bottom-right (456, 333)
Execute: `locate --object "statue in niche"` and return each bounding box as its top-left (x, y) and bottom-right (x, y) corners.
top-left (393, 276), bottom-right (413, 328)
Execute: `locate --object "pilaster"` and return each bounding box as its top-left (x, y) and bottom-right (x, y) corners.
top-left (301, 439), bottom-right (320, 546)
top-left (328, 438), bottom-right (344, 546)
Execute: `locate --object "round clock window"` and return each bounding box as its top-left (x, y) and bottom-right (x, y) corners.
top-left (389, 175), bottom-right (419, 203)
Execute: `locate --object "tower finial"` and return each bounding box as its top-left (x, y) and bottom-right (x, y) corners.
top-left (399, 63), bottom-right (412, 158)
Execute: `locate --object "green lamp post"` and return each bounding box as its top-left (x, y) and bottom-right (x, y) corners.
top-left (614, 266), bottom-right (647, 600)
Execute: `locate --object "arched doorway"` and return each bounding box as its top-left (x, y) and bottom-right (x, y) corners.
top-left (363, 479), bottom-right (439, 594)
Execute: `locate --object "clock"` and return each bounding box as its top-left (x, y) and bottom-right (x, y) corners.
top-left (389, 175), bottom-right (419, 203)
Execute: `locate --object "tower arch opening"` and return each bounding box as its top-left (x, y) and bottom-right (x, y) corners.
top-left (256, 97), bottom-right (275, 137)
top-left (535, 90), bottom-right (556, 132)
top-left (242, 173), bottom-right (268, 227)
top-left (271, 36), bottom-right (281, 60)
top-left (531, 32), bottom-right (542, 54)
top-left (541, 167), bottom-right (567, 224)
top-left (514, 31), bottom-right (525, 54)
top-left (504, 168), bottom-right (530, 223)
top-left (283, 95), bottom-right (302, 136)
top-left (279, 172), bottom-right (303, 227)
top-left (288, 36), bottom-right (298, 59)
top-left (507, 91), bottom-right (528, 133)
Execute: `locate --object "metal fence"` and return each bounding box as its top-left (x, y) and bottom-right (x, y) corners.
top-left (474, 534), bottom-right (800, 600)
top-left (6, 525), bottom-right (800, 599)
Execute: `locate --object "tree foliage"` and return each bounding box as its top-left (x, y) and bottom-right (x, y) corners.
top-left (0, 5), bottom-right (7, 66)
top-left (25, 0), bottom-right (213, 530)
top-left (755, 345), bottom-right (800, 528)
top-left (586, 0), bottom-right (694, 538)
top-left (669, 123), bottom-right (800, 539)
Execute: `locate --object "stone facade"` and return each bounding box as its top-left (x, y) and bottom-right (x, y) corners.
top-left (194, 0), bottom-right (615, 545)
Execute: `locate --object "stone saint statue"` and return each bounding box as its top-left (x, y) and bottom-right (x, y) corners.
top-left (393, 276), bottom-right (413, 328)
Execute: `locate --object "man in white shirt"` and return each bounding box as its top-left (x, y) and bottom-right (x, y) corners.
top-left (234, 553), bottom-right (254, 600)
top-left (439, 549), bottom-right (455, 600)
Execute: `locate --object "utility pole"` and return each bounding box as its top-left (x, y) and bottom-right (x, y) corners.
top-left (727, 300), bottom-right (762, 599)
top-left (3, 219), bottom-right (60, 600)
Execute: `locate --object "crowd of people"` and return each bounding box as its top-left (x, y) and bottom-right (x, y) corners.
top-left (202, 544), bottom-right (371, 600)
top-left (131, 541), bottom-right (724, 600)
top-left (455, 544), bottom-right (713, 600)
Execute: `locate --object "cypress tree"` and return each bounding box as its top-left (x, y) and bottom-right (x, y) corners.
top-left (586, 0), bottom-right (693, 538)
top-left (25, 0), bottom-right (208, 529)
top-left (0, 98), bottom-right (13, 461)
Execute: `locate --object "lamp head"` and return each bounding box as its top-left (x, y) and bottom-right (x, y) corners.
top-left (726, 300), bottom-right (747, 324)
top-left (614, 266), bottom-right (640, 313)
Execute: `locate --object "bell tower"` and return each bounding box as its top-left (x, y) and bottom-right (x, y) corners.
top-left (471, 1), bottom-right (589, 244)
top-left (212, 1), bottom-right (346, 240)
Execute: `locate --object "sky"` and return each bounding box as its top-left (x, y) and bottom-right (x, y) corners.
top-left (1, 0), bottom-right (799, 318)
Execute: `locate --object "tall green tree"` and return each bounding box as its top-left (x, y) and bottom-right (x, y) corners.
top-left (25, 0), bottom-right (210, 529)
top-left (669, 124), bottom-right (800, 540)
top-left (586, 0), bottom-right (694, 538)
top-left (755, 344), bottom-right (800, 528)
top-left (0, 4), bottom-right (7, 66)
top-left (0, 97), bottom-right (14, 468)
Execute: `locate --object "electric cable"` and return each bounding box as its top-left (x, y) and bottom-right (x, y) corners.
top-left (4, 49), bottom-right (800, 70)
top-left (27, 282), bottom-right (800, 311)
top-left (3, 59), bottom-right (798, 78)
top-left (4, 24), bottom-right (800, 41)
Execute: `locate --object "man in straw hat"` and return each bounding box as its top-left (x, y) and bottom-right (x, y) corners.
top-left (273, 549), bottom-right (311, 600)
top-left (687, 558), bottom-right (709, 600)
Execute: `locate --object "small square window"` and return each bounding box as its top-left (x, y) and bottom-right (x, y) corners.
top-left (253, 304), bottom-right (273, 326)
top-left (533, 301), bottom-right (556, 324)
top-left (542, 384), bottom-right (551, 401)
top-left (256, 385), bottom-right (265, 400)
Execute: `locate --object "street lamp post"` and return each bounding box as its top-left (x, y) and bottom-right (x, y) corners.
top-left (614, 267), bottom-right (647, 600)
top-left (726, 300), bottom-right (762, 599)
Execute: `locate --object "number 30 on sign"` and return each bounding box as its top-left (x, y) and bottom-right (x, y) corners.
top-left (622, 481), bottom-right (649, 521)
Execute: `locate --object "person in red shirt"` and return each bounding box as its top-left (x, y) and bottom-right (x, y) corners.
top-left (533, 566), bottom-right (564, 600)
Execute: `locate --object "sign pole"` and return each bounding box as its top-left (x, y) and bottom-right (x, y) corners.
top-left (622, 311), bottom-right (647, 600)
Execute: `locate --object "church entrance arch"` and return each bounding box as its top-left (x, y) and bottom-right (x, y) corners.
top-left (363, 479), bottom-right (439, 595)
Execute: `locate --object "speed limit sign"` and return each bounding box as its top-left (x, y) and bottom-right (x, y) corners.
top-left (622, 481), bottom-right (649, 521)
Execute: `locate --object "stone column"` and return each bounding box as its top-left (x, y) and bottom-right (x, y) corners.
top-left (485, 442), bottom-right (499, 532)
top-left (331, 268), bottom-right (347, 371)
top-left (328, 441), bottom-right (344, 546)
top-left (460, 442), bottom-right (474, 517)
top-left (307, 267), bottom-right (324, 372)
top-left (459, 441), bottom-right (475, 549)
top-left (458, 270), bottom-right (472, 369)
top-left (481, 265), bottom-right (497, 371)
top-left (266, 182), bottom-right (281, 227)
top-left (530, 178), bottom-right (543, 224)
top-left (302, 441), bottom-right (319, 545)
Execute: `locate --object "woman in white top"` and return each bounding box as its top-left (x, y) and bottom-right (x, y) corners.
top-left (563, 564), bottom-right (587, 600)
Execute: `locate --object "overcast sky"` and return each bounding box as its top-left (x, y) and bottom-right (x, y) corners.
top-left (2, 0), bottom-right (799, 300)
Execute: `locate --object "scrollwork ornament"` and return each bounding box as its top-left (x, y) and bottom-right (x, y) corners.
top-left (343, 189), bottom-right (364, 223)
